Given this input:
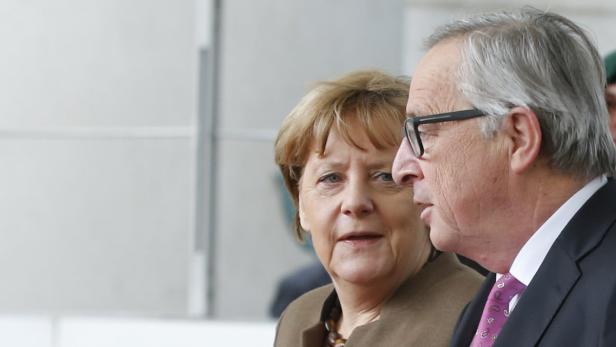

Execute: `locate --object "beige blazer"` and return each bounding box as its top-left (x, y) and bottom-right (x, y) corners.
top-left (274, 253), bottom-right (483, 347)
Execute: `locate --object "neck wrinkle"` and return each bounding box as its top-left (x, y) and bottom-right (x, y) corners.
top-left (335, 289), bottom-right (384, 339)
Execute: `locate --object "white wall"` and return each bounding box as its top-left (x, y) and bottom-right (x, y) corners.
top-left (0, 0), bottom-right (198, 315)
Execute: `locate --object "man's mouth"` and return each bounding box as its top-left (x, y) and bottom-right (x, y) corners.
top-left (419, 205), bottom-right (433, 224)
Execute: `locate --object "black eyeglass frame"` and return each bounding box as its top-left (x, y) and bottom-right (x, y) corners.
top-left (404, 109), bottom-right (485, 158)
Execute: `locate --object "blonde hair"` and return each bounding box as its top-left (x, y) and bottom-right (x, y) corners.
top-left (274, 70), bottom-right (410, 240)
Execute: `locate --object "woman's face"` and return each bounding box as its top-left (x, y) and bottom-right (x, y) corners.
top-left (298, 121), bottom-right (428, 286)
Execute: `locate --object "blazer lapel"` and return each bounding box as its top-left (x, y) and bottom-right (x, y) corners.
top-left (450, 273), bottom-right (495, 347)
top-left (496, 179), bottom-right (616, 347)
top-left (300, 286), bottom-right (338, 347)
top-left (301, 323), bottom-right (325, 347)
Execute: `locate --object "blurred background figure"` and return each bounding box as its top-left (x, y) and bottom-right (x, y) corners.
top-left (273, 70), bottom-right (482, 346)
top-left (605, 50), bottom-right (616, 142)
top-left (270, 261), bottom-right (330, 318)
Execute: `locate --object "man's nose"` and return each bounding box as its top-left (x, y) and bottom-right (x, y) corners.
top-left (392, 139), bottom-right (423, 186)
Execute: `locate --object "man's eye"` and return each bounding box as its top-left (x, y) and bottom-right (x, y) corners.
top-left (318, 173), bottom-right (341, 184)
top-left (417, 125), bottom-right (431, 136)
top-left (419, 130), bottom-right (436, 142)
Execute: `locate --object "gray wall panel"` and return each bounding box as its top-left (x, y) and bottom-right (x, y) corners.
top-left (0, 138), bottom-right (194, 314)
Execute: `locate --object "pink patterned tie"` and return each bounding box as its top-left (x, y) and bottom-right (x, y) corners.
top-left (470, 273), bottom-right (526, 347)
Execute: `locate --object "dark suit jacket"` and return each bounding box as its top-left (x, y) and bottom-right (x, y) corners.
top-left (450, 179), bottom-right (616, 347)
top-left (275, 253), bottom-right (483, 347)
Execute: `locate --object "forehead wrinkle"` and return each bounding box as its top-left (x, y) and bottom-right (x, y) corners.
top-left (316, 143), bottom-right (395, 171)
top-left (408, 74), bottom-right (459, 117)
top-left (412, 81), bottom-right (464, 114)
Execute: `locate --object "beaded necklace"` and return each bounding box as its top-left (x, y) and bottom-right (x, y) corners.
top-left (323, 304), bottom-right (346, 347)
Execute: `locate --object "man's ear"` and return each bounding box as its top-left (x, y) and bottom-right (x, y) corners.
top-left (501, 106), bottom-right (542, 174)
top-left (298, 198), bottom-right (310, 232)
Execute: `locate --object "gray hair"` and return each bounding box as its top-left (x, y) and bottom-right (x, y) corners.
top-left (427, 7), bottom-right (616, 178)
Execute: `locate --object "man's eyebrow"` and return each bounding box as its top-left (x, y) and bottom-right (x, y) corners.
top-left (405, 106), bottom-right (422, 117)
top-left (406, 108), bottom-right (429, 118)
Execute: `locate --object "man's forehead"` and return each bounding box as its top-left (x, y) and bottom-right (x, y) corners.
top-left (406, 39), bottom-right (465, 117)
top-left (406, 72), bottom-right (461, 117)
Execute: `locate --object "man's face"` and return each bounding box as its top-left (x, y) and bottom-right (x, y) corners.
top-left (392, 39), bottom-right (509, 261)
top-left (606, 84), bottom-right (616, 143)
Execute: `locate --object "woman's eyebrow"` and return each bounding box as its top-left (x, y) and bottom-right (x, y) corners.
top-left (312, 159), bottom-right (346, 169)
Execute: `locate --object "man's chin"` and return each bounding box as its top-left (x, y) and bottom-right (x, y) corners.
top-left (428, 226), bottom-right (459, 253)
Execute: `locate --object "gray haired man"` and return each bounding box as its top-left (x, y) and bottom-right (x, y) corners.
top-left (392, 8), bottom-right (616, 347)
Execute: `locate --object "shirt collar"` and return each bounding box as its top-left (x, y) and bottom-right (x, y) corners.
top-left (504, 175), bottom-right (607, 286)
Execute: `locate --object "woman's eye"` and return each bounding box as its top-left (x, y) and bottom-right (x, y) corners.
top-left (318, 173), bottom-right (341, 184)
top-left (374, 172), bottom-right (394, 182)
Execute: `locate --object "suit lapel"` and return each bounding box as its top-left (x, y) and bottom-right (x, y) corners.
top-left (496, 179), bottom-right (616, 347)
top-left (449, 273), bottom-right (495, 347)
top-left (495, 246), bottom-right (580, 347)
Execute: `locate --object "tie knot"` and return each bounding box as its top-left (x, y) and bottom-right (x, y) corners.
top-left (469, 273), bottom-right (527, 346)
top-left (493, 273), bottom-right (526, 303)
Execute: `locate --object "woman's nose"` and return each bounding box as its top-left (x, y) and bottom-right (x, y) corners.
top-left (392, 139), bottom-right (423, 186)
top-left (340, 182), bottom-right (374, 218)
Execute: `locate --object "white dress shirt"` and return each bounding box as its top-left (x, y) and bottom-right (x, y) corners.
top-left (498, 175), bottom-right (607, 312)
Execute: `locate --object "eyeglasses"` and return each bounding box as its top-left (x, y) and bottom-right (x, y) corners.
top-left (403, 109), bottom-right (485, 158)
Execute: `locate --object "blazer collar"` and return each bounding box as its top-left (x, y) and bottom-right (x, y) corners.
top-left (299, 288), bottom-right (338, 347)
top-left (301, 323), bottom-right (326, 347)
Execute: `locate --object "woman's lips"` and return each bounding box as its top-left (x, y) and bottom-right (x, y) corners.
top-left (337, 232), bottom-right (383, 247)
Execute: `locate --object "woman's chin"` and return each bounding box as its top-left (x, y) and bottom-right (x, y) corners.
top-left (331, 261), bottom-right (392, 285)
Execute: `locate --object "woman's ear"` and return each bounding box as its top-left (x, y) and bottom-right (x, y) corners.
top-left (501, 106), bottom-right (542, 174)
top-left (298, 198), bottom-right (310, 232)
